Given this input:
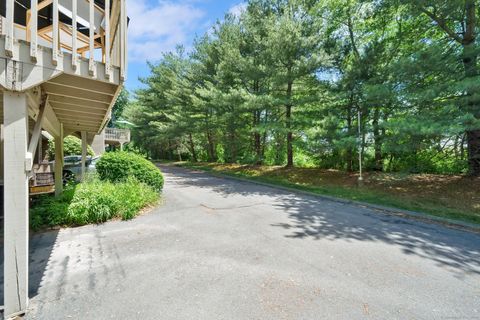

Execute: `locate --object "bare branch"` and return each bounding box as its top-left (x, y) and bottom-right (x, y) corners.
top-left (419, 7), bottom-right (463, 44)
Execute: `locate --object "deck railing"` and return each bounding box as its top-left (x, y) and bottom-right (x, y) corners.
top-left (105, 127), bottom-right (130, 142)
top-left (2, 0), bottom-right (127, 80)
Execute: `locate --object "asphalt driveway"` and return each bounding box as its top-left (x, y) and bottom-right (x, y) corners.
top-left (2, 164), bottom-right (480, 319)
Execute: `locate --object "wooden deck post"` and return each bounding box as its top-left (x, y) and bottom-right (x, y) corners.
top-left (55, 124), bottom-right (64, 196)
top-left (3, 91), bottom-right (30, 318)
top-left (81, 131), bottom-right (87, 180)
top-left (72, 0), bottom-right (78, 69)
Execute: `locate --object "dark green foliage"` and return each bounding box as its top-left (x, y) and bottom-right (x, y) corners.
top-left (95, 152), bottom-right (164, 191)
top-left (47, 136), bottom-right (95, 160)
top-left (108, 88), bottom-right (129, 127)
top-left (126, 0), bottom-right (479, 176)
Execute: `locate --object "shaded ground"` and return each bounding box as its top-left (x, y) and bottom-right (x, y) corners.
top-left (1, 165), bottom-right (479, 319)
top-left (178, 162), bottom-right (480, 224)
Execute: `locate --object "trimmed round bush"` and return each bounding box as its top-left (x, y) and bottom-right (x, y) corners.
top-left (95, 152), bottom-right (164, 191)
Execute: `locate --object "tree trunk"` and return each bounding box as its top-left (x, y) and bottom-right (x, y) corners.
top-left (229, 130), bottom-right (237, 163)
top-left (261, 111), bottom-right (268, 160)
top-left (286, 81), bottom-right (293, 167)
top-left (467, 129), bottom-right (480, 175)
top-left (206, 130), bottom-right (216, 162)
top-left (188, 133), bottom-right (197, 162)
top-left (346, 103), bottom-right (353, 172)
top-left (373, 106), bottom-right (383, 171)
top-left (167, 140), bottom-right (173, 160)
top-left (463, 41), bottom-right (479, 175)
top-left (253, 110), bottom-right (262, 164)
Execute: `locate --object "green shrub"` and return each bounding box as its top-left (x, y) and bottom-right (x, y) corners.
top-left (30, 178), bottom-right (159, 230)
top-left (48, 136), bottom-right (95, 160)
top-left (95, 152), bottom-right (164, 191)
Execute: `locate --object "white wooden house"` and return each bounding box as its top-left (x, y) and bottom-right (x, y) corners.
top-left (0, 0), bottom-right (127, 318)
top-left (91, 127), bottom-right (131, 154)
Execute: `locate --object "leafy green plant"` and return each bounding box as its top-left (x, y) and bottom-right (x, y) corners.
top-left (48, 136), bottom-right (95, 160)
top-left (30, 177), bottom-right (159, 230)
top-left (95, 152), bottom-right (164, 191)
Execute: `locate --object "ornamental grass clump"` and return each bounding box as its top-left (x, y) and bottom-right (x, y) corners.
top-left (30, 177), bottom-right (159, 230)
top-left (30, 152), bottom-right (163, 230)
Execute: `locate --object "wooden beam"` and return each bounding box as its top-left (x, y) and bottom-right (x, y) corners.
top-left (105, 0), bottom-right (111, 79)
top-left (52, 106), bottom-right (107, 117)
top-left (64, 125), bottom-right (103, 133)
top-left (5, 0), bottom-right (14, 56)
top-left (43, 100), bottom-right (61, 138)
top-left (52, 0), bottom-right (59, 65)
top-left (55, 115), bottom-right (103, 125)
top-left (72, 0), bottom-right (78, 69)
top-left (38, 0), bottom-right (53, 12)
top-left (120, 0), bottom-right (126, 80)
top-left (27, 95), bottom-right (48, 162)
top-left (59, 120), bottom-right (103, 128)
top-left (48, 96), bottom-right (110, 109)
top-left (89, 0), bottom-right (95, 76)
top-left (54, 124), bottom-right (64, 196)
top-left (48, 74), bottom-right (116, 95)
top-left (81, 131), bottom-right (87, 180)
top-left (99, 84), bottom-right (123, 132)
top-left (30, 0), bottom-right (38, 61)
top-left (42, 84), bottom-right (116, 104)
top-left (55, 116), bottom-right (104, 126)
top-left (3, 92), bottom-right (29, 318)
top-left (109, 0), bottom-right (120, 54)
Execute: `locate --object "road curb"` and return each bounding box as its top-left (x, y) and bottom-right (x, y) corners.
top-left (170, 164), bottom-right (480, 234)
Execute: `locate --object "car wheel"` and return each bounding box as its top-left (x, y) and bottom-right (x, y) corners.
top-left (63, 170), bottom-right (75, 185)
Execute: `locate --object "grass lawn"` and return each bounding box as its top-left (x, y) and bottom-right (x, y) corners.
top-left (175, 162), bottom-right (480, 225)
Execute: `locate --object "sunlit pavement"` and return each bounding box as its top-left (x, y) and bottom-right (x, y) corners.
top-left (4, 165), bottom-right (479, 320)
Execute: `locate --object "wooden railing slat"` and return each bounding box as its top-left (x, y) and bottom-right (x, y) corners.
top-left (105, 0), bottom-right (111, 78)
top-left (5, 0), bottom-right (14, 56)
top-left (89, 0), bottom-right (95, 75)
top-left (30, 0), bottom-right (38, 61)
top-left (52, 0), bottom-right (59, 65)
top-left (120, 0), bottom-right (126, 80)
top-left (72, 0), bottom-right (78, 69)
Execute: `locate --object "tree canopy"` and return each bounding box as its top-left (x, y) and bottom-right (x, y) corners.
top-left (125, 0), bottom-right (480, 175)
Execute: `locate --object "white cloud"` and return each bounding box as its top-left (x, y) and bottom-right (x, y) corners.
top-left (228, 2), bottom-right (247, 18)
top-left (127, 0), bottom-right (205, 62)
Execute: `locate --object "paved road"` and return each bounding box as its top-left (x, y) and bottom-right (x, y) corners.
top-left (3, 165), bottom-right (480, 319)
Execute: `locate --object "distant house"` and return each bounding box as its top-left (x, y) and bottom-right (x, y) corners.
top-left (92, 127), bottom-right (131, 155)
top-left (0, 0), bottom-right (127, 318)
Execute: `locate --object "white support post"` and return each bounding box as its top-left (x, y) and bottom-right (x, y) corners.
top-left (72, 0), bottom-right (78, 69)
top-left (52, 0), bottom-right (59, 65)
top-left (81, 131), bottom-right (87, 180)
top-left (30, 0), bottom-right (38, 61)
top-left (5, 0), bottom-right (14, 56)
top-left (89, 0), bottom-right (95, 76)
top-left (105, 0), bottom-right (111, 79)
top-left (3, 92), bottom-right (30, 318)
top-left (55, 124), bottom-right (64, 196)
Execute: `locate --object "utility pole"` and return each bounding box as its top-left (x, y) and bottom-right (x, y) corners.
top-left (358, 110), bottom-right (364, 185)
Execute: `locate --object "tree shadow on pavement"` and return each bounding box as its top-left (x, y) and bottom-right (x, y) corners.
top-left (160, 165), bottom-right (480, 276)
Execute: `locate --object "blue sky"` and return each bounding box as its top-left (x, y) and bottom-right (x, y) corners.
top-left (126, 0), bottom-right (246, 91)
